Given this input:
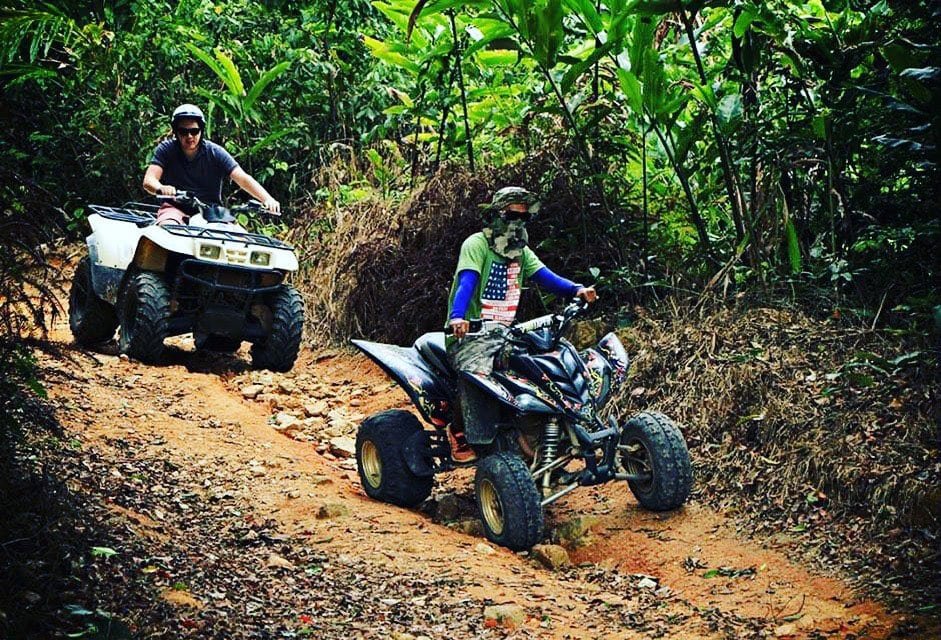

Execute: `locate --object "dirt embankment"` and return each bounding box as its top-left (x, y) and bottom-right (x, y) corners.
top-left (292, 164), bottom-right (939, 616)
top-left (18, 313), bottom-right (937, 639)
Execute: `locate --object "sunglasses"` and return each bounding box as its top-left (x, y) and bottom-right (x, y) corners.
top-left (176, 127), bottom-right (201, 137)
top-left (502, 210), bottom-right (531, 222)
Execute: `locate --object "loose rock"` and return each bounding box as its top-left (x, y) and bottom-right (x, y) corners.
top-left (265, 553), bottom-right (294, 569)
top-left (273, 412), bottom-right (300, 432)
top-left (241, 384), bottom-right (264, 399)
top-left (160, 588), bottom-right (203, 609)
top-left (303, 400), bottom-right (329, 418)
top-left (450, 519), bottom-right (484, 537)
top-left (532, 544), bottom-right (571, 571)
top-left (553, 515), bottom-right (599, 547)
top-left (317, 503), bottom-right (349, 519)
top-left (636, 575), bottom-right (658, 590)
top-left (483, 603), bottom-right (526, 628)
top-left (251, 372), bottom-right (275, 386)
top-left (328, 436), bottom-right (356, 458)
top-left (435, 493), bottom-right (463, 521)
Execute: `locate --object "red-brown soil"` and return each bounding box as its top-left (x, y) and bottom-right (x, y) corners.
top-left (32, 312), bottom-right (932, 639)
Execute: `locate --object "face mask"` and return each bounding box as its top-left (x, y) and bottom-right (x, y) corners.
top-left (483, 216), bottom-right (528, 259)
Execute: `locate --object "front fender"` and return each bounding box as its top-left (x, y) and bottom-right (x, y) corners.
top-left (87, 240), bottom-right (124, 305)
top-left (597, 332), bottom-right (630, 388)
top-left (132, 236), bottom-right (170, 272)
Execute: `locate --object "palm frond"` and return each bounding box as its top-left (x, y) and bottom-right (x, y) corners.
top-left (0, 3), bottom-right (80, 67)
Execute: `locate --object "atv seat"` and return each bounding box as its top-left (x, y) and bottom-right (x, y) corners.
top-left (414, 332), bottom-right (452, 378)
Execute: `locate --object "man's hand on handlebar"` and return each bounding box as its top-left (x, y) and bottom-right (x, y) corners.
top-left (157, 185), bottom-right (177, 196)
top-left (576, 286), bottom-right (598, 304)
top-left (448, 318), bottom-right (470, 339)
top-left (262, 197), bottom-right (281, 215)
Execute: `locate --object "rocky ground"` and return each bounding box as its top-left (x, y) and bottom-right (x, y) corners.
top-left (8, 316), bottom-right (935, 639)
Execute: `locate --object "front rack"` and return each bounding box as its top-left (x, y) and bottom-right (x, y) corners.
top-left (160, 224), bottom-right (293, 250)
top-left (122, 200), bottom-right (161, 213)
top-left (88, 203), bottom-right (156, 227)
top-left (86, 203), bottom-right (293, 250)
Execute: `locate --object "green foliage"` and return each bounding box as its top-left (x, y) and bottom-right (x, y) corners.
top-left (185, 41), bottom-right (294, 154)
top-left (0, 0), bottom-right (398, 220)
top-left (359, 0), bottom-right (937, 314)
top-left (0, 0), bottom-right (936, 319)
top-left (64, 605), bottom-right (132, 640)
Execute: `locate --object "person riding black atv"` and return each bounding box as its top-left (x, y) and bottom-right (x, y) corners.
top-left (352, 298), bottom-right (693, 550)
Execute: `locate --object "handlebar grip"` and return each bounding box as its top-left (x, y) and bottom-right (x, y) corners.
top-left (514, 315), bottom-right (554, 333)
top-left (246, 199), bottom-right (283, 216)
top-left (156, 190), bottom-right (192, 200)
top-left (444, 319), bottom-right (482, 335)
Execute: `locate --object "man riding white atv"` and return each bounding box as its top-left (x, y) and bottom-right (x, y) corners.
top-left (68, 192), bottom-right (304, 371)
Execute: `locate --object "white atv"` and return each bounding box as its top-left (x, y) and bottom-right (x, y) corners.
top-left (68, 192), bottom-right (304, 371)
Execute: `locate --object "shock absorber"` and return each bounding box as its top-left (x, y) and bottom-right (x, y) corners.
top-left (539, 419), bottom-right (562, 491)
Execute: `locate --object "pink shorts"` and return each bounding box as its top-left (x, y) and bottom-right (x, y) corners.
top-left (156, 203), bottom-right (188, 226)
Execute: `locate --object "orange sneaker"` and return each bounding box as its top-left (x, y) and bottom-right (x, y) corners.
top-left (447, 425), bottom-right (477, 464)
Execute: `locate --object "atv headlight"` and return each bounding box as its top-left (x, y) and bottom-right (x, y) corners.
top-left (250, 251), bottom-right (271, 266)
top-left (199, 243), bottom-right (222, 260)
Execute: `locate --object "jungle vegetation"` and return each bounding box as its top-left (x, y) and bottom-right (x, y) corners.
top-left (1, 0), bottom-right (937, 322)
top-left (0, 2), bottom-right (938, 633)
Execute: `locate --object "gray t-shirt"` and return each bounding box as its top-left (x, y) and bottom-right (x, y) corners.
top-left (150, 139), bottom-right (239, 205)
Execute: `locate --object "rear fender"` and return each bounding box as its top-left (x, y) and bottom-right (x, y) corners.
top-left (352, 339), bottom-right (453, 426)
top-left (88, 212), bottom-right (146, 270)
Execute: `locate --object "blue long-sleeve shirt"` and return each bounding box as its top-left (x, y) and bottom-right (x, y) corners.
top-left (449, 266), bottom-right (581, 320)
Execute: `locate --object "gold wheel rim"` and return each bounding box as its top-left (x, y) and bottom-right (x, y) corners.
top-left (361, 440), bottom-right (382, 489)
top-left (479, 479), bottom-right (504, 536)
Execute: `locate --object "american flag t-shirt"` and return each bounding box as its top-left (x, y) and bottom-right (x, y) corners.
top-left (481, 261), bottom-right (521, 324)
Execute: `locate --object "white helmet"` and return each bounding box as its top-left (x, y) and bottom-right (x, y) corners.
top-left (171, 103), bottom-right (206, 128)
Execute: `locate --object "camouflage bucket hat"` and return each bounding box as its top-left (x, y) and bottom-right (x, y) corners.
top-left (487, 186), bottom-right (541, 215)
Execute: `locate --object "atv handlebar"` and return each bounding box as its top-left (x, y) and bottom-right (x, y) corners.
top-left (157, 191), bottom-right (281, 216)
top-left (446, 297), bottom-right (590, 340)
top-left (513, 297), bottom-right (587, 334)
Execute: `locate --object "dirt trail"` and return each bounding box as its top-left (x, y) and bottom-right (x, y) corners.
top-left (37, 315), bottom-right (909, 639)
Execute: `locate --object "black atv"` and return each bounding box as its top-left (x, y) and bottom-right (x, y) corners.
top-left (352, 299), bottom-right (693, 550)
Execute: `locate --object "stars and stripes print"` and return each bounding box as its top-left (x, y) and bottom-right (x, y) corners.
top-left (481, 261), bottom-right (521, 324)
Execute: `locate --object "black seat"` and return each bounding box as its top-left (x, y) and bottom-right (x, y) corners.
top-left (414, 332), bottom-right (452, 377)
